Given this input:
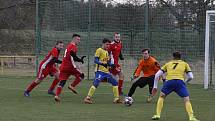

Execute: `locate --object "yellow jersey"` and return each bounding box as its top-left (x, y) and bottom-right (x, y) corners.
top-left (161, 60), bottom-right (191, 81)
top-left (94, 48), bottom-right (110, 73)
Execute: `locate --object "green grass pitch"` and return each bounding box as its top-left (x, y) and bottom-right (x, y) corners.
top-left (0, 76), bottom-right (214, 121)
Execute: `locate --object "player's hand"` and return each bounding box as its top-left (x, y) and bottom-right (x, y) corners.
top-left (80, 73), bottom-right (85, 79)
top-left (130, 75), bottom-right (137, 81)
top-left (108, 64), bottom-right (116, 68)
top-left (152, 88), bottom-right (157, 96)
top-left (101, 63), bottom-right (108, 68)
top-left (80, 56), bottom-right (86, 64)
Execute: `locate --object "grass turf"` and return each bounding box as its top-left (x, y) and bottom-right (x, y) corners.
top-left (0, 76), bottom-right (214, 121)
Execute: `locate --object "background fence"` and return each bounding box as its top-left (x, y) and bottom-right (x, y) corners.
top-left (0, 0), bottom-right (215, 84)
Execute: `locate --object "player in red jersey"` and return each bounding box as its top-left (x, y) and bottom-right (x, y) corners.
top-left (108, 33), bottom-right (125, 95)
top-left (24, 41), bottom-right (64, 97)
top-left (54, 34), bottom-right (86, 102)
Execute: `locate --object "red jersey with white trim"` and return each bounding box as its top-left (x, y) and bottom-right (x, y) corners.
top-left (61, 43), bottom-right (78, 69)
top-left (40, 47), bottom-right (60, 68)
top-left (109, 41), bottom-right (122, 66)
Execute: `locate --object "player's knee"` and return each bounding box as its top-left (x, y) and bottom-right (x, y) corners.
top-left (93, 80), bottom-right (99, 88)
top-left (59, 80), bottom-right (66, 87)
top-left (160, 92), bottom-right (166, 98)
top-left (183, 96), bottom-right (190, 102)
top-left (35, 79), bottom-right (42, 84)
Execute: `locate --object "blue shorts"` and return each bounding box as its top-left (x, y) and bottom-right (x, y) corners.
top-left (93, 71), bottom-right (118, 88)
top-left (161, 79), bottom-right (189, 97)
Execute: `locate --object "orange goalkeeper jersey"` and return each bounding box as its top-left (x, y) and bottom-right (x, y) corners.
top-left (134, 56), bottom-right (160, 77)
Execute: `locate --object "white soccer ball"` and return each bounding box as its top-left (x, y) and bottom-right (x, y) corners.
top-left (124, 96), bottom-right (134, 106)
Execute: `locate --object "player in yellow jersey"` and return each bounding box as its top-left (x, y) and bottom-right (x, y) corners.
top-left (151, 52), bottom-right (200, 121)
top-left (84, 38), bottom-right (121, 104)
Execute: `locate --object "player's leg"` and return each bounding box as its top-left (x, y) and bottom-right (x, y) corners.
top-left (152, 92), bottom-right (166, 120)
top-left (118, 71), bottom-right (124, 95)
top-left (68, 69), bottom-right (84, 94)
top-left (127, 77), bottom-right (147, 97)
top-left (152, 80), bottom-right (174, 120)
top-left (24, 65), bottom-right (48, 97)
top-left (84, 72), bottom-right (103, 104)
top-left (107, 74), bottom-right (122, 103)
top-left (54, 70), bottom-right (70, 102)
top-left (24, 78), bottom-right (43, 97)
top-left (48, 67), bottom-right (60, 95)
top-left (147, 76), bottom-right (155, 103)
top-left (175, 80), bottom-right (199, 121)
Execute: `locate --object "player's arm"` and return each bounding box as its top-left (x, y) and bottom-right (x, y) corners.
top-left (51, 48), bottom-right (62, 64)
top-left (52, 57), bottom-right (62, 64)
top-left (185, 72), bottom-right (193, 83)
top-left (133, 60), bottom-right (143, 78)
top-left (119, 51), bottom-right (124, 60)
top-left (184, 63), bottom-right (193, 83)
top-left (152, 70), bottom-right (164, 96)
top-left (153, 70), bottom-right (164, 89)
top-left (70, 51), bottom-right (86, 64)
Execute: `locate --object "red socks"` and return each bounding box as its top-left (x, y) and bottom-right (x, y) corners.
top-left (118, 79), bottom-right (123, 94)
top-left (49, 79), bottom-right (60, 91)
top-left (26, 81), bottom-right (38, 92)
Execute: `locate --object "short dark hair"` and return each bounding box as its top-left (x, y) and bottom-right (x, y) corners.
top-left (142, 48), bottom-right (150, 53)
top-left (173, 51), bottom-right (181, 59)
top-left (56, 40), bottom-right (63, 45)
top-left (72, 34), bottom-right (81, 38)
top-left (114, 32), bottom-right (119, 35)
top-left (103, 38), bottom-right (111, 43)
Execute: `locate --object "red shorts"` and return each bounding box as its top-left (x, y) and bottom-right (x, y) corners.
top-left (59, 66), bottom-right (82, 80)
top-left (109, 64), bottom-right (121, 75)
top-left (37, 64), bottom-right (58, 80)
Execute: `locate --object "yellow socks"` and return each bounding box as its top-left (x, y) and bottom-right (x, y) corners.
top-left (185, 101), bottom-right (194, 118)
top-left (113, 86), bottom-right (119, 99)
top-left (88, 86), bottom-right (96, 97)
top-left (156, 97), bottom-right (164, 116)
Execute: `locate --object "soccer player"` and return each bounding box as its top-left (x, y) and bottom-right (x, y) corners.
top-left (24, 41), bottom-right (64, 97)
top-left (127, 49), bottom-right (161, 102)
top-left (54, 34), bottom-right (85, 102)
top-left (109, 33), bottom-right (125, 95)
top-left (151, 52), bottom-right (199, 121)
top-left (84, 38), bottom-right (121, 104)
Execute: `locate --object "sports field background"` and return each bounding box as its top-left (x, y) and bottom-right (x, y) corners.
top-left (0, 76), bottom-right (214, 121)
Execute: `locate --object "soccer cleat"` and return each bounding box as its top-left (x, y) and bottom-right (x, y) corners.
top-left (152, 115), bottom-right (160, 120)
top-left (113, 98), bottom-right (122, 104)
top-left (48, 90), bottom-right (55, 96)
top-left (84, 97), bottom-right (93, 104)
top-left (54, 96), bottom-right (60, 102)
top-left (189, 116), bottom-right (200, 121)
top-left (24, 91), bottom-right (30, 97)
top-left (147, 95), bottom-right (153, 103)
top-left (68, 85), bottom-right (78, 94)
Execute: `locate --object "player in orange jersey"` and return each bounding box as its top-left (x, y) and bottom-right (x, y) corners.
top-left (127, 48), bottom-right (163, 102)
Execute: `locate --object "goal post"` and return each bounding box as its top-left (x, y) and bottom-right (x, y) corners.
top-left (204, 10), bottom-right (215, 89)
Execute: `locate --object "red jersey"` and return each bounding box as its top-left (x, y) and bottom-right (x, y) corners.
top-left (61, 43), bottom-right (78, 69)
top-left (40, 47), bottom-right (60, 68)
top-left (109, 41), bottom-right (122, 65)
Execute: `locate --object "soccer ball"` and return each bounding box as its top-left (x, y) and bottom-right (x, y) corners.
top-left (124, 96), bottom-right (134, 106)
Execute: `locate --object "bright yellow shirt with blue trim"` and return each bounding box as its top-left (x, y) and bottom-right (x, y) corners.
top-left (161, 60), bottom-right (191, 81)
top-left (94, 48), bottom-right (110, 73)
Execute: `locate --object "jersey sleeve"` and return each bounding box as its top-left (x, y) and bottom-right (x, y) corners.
top-left (185, 63), bottom-right (192, 73)
top-left (95, 48), bottom-right (100, 58)
top-left (51, 48), bottom-right (59, 58)
top-left (134, 59), bottom-right (144, 77)
top-left (161, 63), bottom-right (168, 72)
